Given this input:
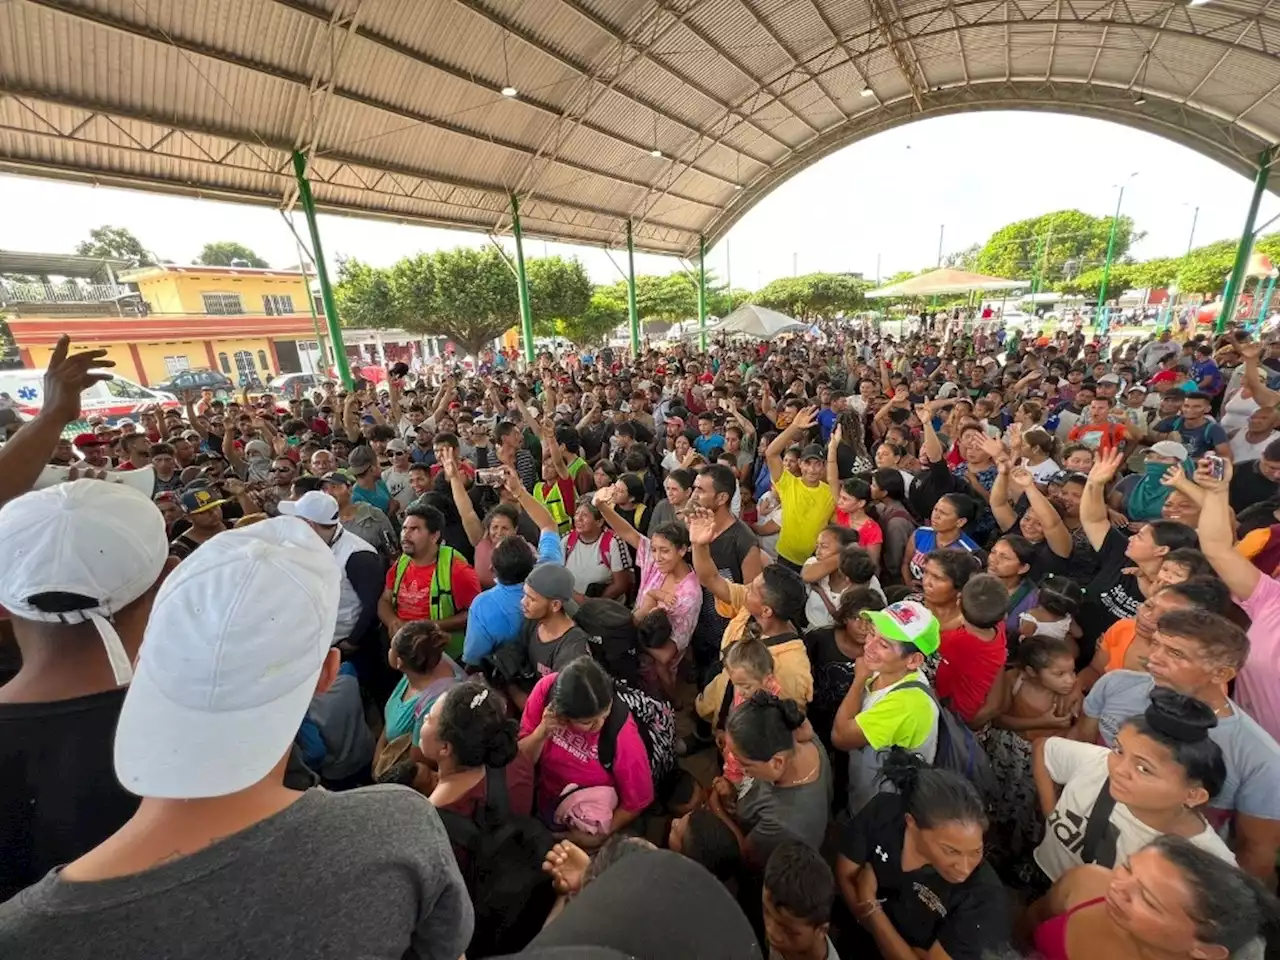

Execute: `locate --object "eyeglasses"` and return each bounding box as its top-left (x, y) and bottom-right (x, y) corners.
top-left (270, 467), bottom-right (292, 474)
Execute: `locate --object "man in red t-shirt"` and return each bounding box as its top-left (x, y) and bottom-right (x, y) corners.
top-left (1067, 395), bottom-right (1130, 455)
top-left (935, 574), bottom-right (1009, 725)
top-left (378, 501), bottom-right (480, 659)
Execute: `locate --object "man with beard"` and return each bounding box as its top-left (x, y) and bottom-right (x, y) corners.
top-left (72, 433), bottom-right (112, 469)
top-left (377, 503), bottom-right (480, 661)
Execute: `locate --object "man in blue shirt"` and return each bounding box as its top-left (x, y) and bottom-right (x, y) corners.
top-left (1192, 344), bottom-right (1224, 395)
top-left (692, 412), bottom-right (725, 456)
top-left (1151, 391), bottom-right (1231, 459)
top-left (815, 386), bottom-right (838, 442)
top-left (461, 470), bottom-right (564, 667)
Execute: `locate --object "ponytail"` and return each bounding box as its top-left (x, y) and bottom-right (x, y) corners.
top-left (878, 746), bottom-right (987, 831)
top-left (725, 691), bottom-right (805, 762)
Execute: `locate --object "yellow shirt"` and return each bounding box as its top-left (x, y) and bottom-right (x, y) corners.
top-left (695, 582), bottom-right (814, 723)
top-left (774, 470), bottom-right (835, 565)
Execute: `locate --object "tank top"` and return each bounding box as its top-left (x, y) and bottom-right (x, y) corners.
top-left (1033, 897), bottom-right (1105, 960)
top-left (909, 527), bottom-right (980, 580)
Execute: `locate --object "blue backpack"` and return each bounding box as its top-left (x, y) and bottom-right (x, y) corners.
top-left (896, 681), bottom-right (998, 803)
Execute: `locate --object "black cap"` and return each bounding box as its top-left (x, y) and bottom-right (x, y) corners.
top-left (800, 443), bottom-right (825, 461)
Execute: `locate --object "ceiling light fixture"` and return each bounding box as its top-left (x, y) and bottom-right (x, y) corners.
top-left (1133, 94), bottom-right (1147, 106)
top-left (1131, 51), bottom-right (1151, 109)
top-left (650, 148), bottom-right (663, 158)
top-left (860, 86), bottom-right (874, 97)
top-left (501, 86), bottom-right (518, 97)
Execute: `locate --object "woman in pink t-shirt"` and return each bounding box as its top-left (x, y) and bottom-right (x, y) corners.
top-left (593, 486), bottom-right (700, 699)
top-left (518, 658), bottom-right (654, 849)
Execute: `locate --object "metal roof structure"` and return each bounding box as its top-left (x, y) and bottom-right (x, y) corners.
top-left (0, 249), bottom-right (132, 278)
top-left (2, 0), bottom-right (1278, 259)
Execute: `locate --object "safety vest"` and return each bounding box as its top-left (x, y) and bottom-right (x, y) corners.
top-left (535, 480), bottom-right (572, 535)
top-left (566, 456), bottom-right (589, 480)
top-left (392, 545), bottom-right (464, 659)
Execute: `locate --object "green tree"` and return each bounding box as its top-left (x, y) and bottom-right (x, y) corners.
top-left (335, 256), bottom-right (399, 328)
top-left (559, 290), bottom-right (626, 346)
top-left (196, 241), bottom-right (270, 268)
top-left (1175, 240), bottom-right (1237, 295)
top-left (527, 256), bottom-right (593, 337)
top-left (74, 225), bottom-right (156, 268)
top-left (975, 210), bottom-right (1140, 284)
top-left (751, 273), bottom-right (869, 321)
top-left (421, 247), bottom-right (519, 357)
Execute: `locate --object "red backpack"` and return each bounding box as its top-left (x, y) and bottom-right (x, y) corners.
top-left (565, 529), bottom-right (616, 567)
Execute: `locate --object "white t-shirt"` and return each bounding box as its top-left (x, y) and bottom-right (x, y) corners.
top-left (1230, 428), bottom-right (1279, 464)
top-left (1033, 737), bottom-right (1236, 881)
top-left (757, 495), bottom-right (782, 560)
top-left (562, 531), bottom-right (629, 594)
top-left (1220, 393), bottom-right (1260, 435)
top-left (383, 467), bottom-right (415, 509)
top-left (1025, 457), bottom-right (1062, 483)
top-left (802, 558), bottom-right (887, 629)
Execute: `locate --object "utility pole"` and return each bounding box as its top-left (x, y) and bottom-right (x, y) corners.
top-left (1187, 205), bottom-right (1200, 256)
top-left (937, 224), bottom-right (945, 267)
top-left (792, 251), bottom-right (798, 277)
top-left (1097, 173), bottom-right (1138, 336)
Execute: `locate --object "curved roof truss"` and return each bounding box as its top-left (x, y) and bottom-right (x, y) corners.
top-left (0, 0), bottom-right (1277, 257)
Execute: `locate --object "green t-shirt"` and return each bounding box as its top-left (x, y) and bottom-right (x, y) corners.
top-left (849, 671), bottom-right (939, 813)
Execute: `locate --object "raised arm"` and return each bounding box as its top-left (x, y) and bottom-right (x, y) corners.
top-left (1013, 464), bottom-right (1073, 559)
top-left (503, 465), bottom-right (558, 535)
top-left (342, 393), bottom-right (362, 442)
top-left (0, 338), bottom-right (113, 506)
top-left (915, 402), bottom-right (945, 464)
top-left (765, 405), bottom-right (817, 482)
top-left (826, 423), bottom-right (843, 493)
top-left (387, 374), bottom-right (404, 426)
top-left (1240, 341), bottom-right (1280, 408)
top-left (1080, 446), bottom-right (1123, 551)
top-left (442, 450), bottom-right (484, 547)
top-left (591, 485), bottom-right (643, 552)
top-left (687, 508), bottom-right (733, 606)
top-left (990, 459), bottom-right (1018, 533)
top-left (1195, 457), bottom-right (1261, 599)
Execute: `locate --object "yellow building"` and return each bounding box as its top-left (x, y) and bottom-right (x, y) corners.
top-left (5, 259), bottom-right (323, 386)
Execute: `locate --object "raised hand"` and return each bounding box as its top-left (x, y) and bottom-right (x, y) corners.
top-left (1009, 464), bottom-right (1035, 489)
top-left (1192, 455), bottom-right (1232, 491)
top-left (1087, 445), bottom-right (1125, 485)
top-left (685, 507), bottom-right (716, 545)
top-left (790, 405), bottom-right (819, 432)
top-left (1238, 341), bottom-right (1263, 363)
top-left (830, 423), bottom-right (843, 447)
top-left (592, 484), bottom-right (615, 507)
top-left (41, 336), bottom-right (113, 426)
top-left (1159, 465), bottom-right (1183, 488)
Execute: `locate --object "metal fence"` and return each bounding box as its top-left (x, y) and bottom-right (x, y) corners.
top-left (0, 281), bottom-right (131, 303)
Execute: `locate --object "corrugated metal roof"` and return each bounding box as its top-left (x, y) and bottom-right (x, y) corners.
top-left (2, 0), bottom-right (1279, 257)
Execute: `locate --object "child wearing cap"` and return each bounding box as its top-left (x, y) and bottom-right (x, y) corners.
top-left (831, 601), bottom-right (942, 814)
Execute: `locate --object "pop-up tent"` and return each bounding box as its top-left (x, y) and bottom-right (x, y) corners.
top-left (866, 268), bottom-right (1027, 298)
top-left (706, 304), bottom-right (808, 338)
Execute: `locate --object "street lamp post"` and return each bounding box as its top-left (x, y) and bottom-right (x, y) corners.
top-left (1186, 205), bottom-right (1200, 256)
top-left (1096, 173), bottom-right (1138, 337)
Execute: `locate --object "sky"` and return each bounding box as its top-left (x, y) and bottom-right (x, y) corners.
top-left (1, 110), bottom-right (1276, 290)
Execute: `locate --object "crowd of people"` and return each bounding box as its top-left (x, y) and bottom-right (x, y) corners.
top-left (3, 318), bottom-right (1280, 959)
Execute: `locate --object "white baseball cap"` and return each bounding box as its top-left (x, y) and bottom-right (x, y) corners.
top-left (0, 480), bottom-right (168, 686)
top-left (114, 516), bottom-right (341, 799)
top-left (278, 490), bottom-right (340, 525)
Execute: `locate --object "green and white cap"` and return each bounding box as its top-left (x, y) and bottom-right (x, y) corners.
top-left (862, 600), bottom-right (940, 656)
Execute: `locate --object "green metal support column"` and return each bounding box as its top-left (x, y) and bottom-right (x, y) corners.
top-left (698, 235), bottom-right (707, 352)
top-left (626, 220), bottom-right (640, 357)
top-left (1219, 146), bottom-right (1274, 334)
top-left (510, 195), bottom-right (535, 365)
top-left (1096, 186), bottom-right (1127, 338)
top-left (291, 150), bottom-right (352, 388)
top-left (1258, 274), bottom-right (1278, 331)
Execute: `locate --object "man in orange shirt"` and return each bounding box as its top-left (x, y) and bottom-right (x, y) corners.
top-left (1066, 395), bottom-right (1130, 454)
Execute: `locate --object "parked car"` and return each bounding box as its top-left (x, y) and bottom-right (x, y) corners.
top-left (268, 372), bottom-right (327, 397)
top-left (154, 368), bottom-right (235, 396)
top-left (0, 368), bottom-right (179, 424)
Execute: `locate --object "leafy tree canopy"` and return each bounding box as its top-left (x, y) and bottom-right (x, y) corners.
top-left (196, 241), bottom-right (269, 268)
top-left (748, 272), bottom-right (869, 321)
top-left (975, 209), bottom-right (1140, 284)
top-left (74, 226), bottom-right (156, 268)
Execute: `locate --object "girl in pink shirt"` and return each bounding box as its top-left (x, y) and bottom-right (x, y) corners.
top-left (518, 659), bottom-right (654, 847)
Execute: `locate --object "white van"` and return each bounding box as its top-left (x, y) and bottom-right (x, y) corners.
top-left (0, 368), bottom-right (180, 424)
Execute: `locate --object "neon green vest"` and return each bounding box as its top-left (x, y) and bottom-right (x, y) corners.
top-left (535, 480), bottom-right (572, 535)
top-left (392, 545), bottom-right (463, 659)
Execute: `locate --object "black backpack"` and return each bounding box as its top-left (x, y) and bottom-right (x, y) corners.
top-left (436, 767), bottom-right (556, 958)
top-left (575, 597), bottom-right (642, 687)
top-left (895, 681), bottom-right (999, 803)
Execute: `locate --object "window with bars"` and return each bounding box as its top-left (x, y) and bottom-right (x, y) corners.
top-left (263, 294), bottom-right (295, 315)
top-left (163, 355), bottom-right (191, 376)
top-left (202, 292), bottom-right (244, 315)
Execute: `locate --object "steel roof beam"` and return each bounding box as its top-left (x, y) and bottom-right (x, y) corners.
top-left (738, 0), bottom-right (853, 122)
top-left (265, 0), bottom-right (749, 185)
top-left (22, 0), bottom-right (723, 209)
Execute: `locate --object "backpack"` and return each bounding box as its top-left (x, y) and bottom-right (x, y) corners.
top-left (1080, 776), bottom-right (1120, 868)
top-left (436, 766), bottom-right (556, 958)
top-left (895, 681), bottom-right (999, 803)
top-left (598, 684), bottom-right (677, 793)
top-left (575, 597), bottom-right (642, 687)
top-left (565, 528), bottom-right (616, 569)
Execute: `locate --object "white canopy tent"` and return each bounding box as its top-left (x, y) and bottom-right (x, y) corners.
top-left (866, 269), bottom-right (1027, 299)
